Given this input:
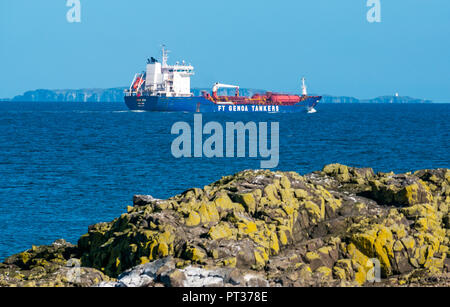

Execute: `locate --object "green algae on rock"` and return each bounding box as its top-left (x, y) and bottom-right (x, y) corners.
top-left (1, 165), bottom-right (449, 287)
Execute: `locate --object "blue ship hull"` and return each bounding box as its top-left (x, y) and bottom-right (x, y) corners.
top-left (124, 96), bottom-right (321, 113)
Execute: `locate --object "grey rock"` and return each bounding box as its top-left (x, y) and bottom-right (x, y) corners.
top-left (97, 257), bottom-right (173, 287)
top-left (180, 266), bottom-right (230, 287)
top-left (133, 194), bottom-right (160, 207)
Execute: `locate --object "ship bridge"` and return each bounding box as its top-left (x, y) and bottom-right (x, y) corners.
top-left (137, 46), bottom-right (194, 97)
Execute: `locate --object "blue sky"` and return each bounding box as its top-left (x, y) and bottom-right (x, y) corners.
top-left (1, 0), bottom-right (449, 101)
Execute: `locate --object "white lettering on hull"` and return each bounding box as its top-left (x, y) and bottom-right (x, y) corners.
top-left (216, 105), bottom-right (280, 112)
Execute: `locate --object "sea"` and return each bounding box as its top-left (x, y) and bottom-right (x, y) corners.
top-left (0, 101), bottom-right (449, 260)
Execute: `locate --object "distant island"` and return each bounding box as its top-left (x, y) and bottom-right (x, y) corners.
top-left (1, 87), bottom-right (433, 104)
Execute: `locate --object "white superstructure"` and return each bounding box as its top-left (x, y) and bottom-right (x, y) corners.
top-left (128, 46), bottom-right (194, 97)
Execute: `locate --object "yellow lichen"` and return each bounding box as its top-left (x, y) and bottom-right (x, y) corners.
top-left (185, 211), bottom-right (201, 227)
top-left (208, 223), bottom-right (234, 240)
top-left (185, 247), bottom-right (206, 263)
top-left (316, 266), bottom-right (332, 278)
top-left (305, 251), bottom-right (320, 261)
top-left (239, 193), bottom-right (256, 214)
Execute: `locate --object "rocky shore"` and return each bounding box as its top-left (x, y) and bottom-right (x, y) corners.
top-left (1, 164), bottom-right (448, 287)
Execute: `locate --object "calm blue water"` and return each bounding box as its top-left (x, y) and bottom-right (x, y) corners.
top-left (0, 102), bottom-right (449, 260)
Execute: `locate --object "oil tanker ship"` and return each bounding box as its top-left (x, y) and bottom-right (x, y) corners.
top-left (124, 47), bottom-right (321, 113)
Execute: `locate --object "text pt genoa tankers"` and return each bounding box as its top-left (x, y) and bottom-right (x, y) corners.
top-left (124, 47), bottom-right (321, 113)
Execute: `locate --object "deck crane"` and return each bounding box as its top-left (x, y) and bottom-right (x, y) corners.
top-left (212, 83), bottom-right (240, 99)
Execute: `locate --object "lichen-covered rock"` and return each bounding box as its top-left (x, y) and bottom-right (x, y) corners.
top-left (77, 169), bottom-right (358, 277)
top-left (0, 240), bottom-right (111, 287)
top-left (367, 175), bottom-right (434, 206)
top-left (1, 165), bottom-right (449, 287)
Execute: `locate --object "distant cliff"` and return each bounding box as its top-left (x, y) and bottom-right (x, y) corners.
top-left (11, 88), bottom-right (127, 103)
top-left (360, 96), bottom-right (433, 104)
top-left (8, 88), bottom-right (433, 104)
top-left (320, 95), bottom-right (432, 104)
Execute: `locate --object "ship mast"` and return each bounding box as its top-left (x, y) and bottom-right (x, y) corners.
top-left (162, 45), bottom-right (169, 68)
top-left (301, 77), bottom-right (308, 96)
